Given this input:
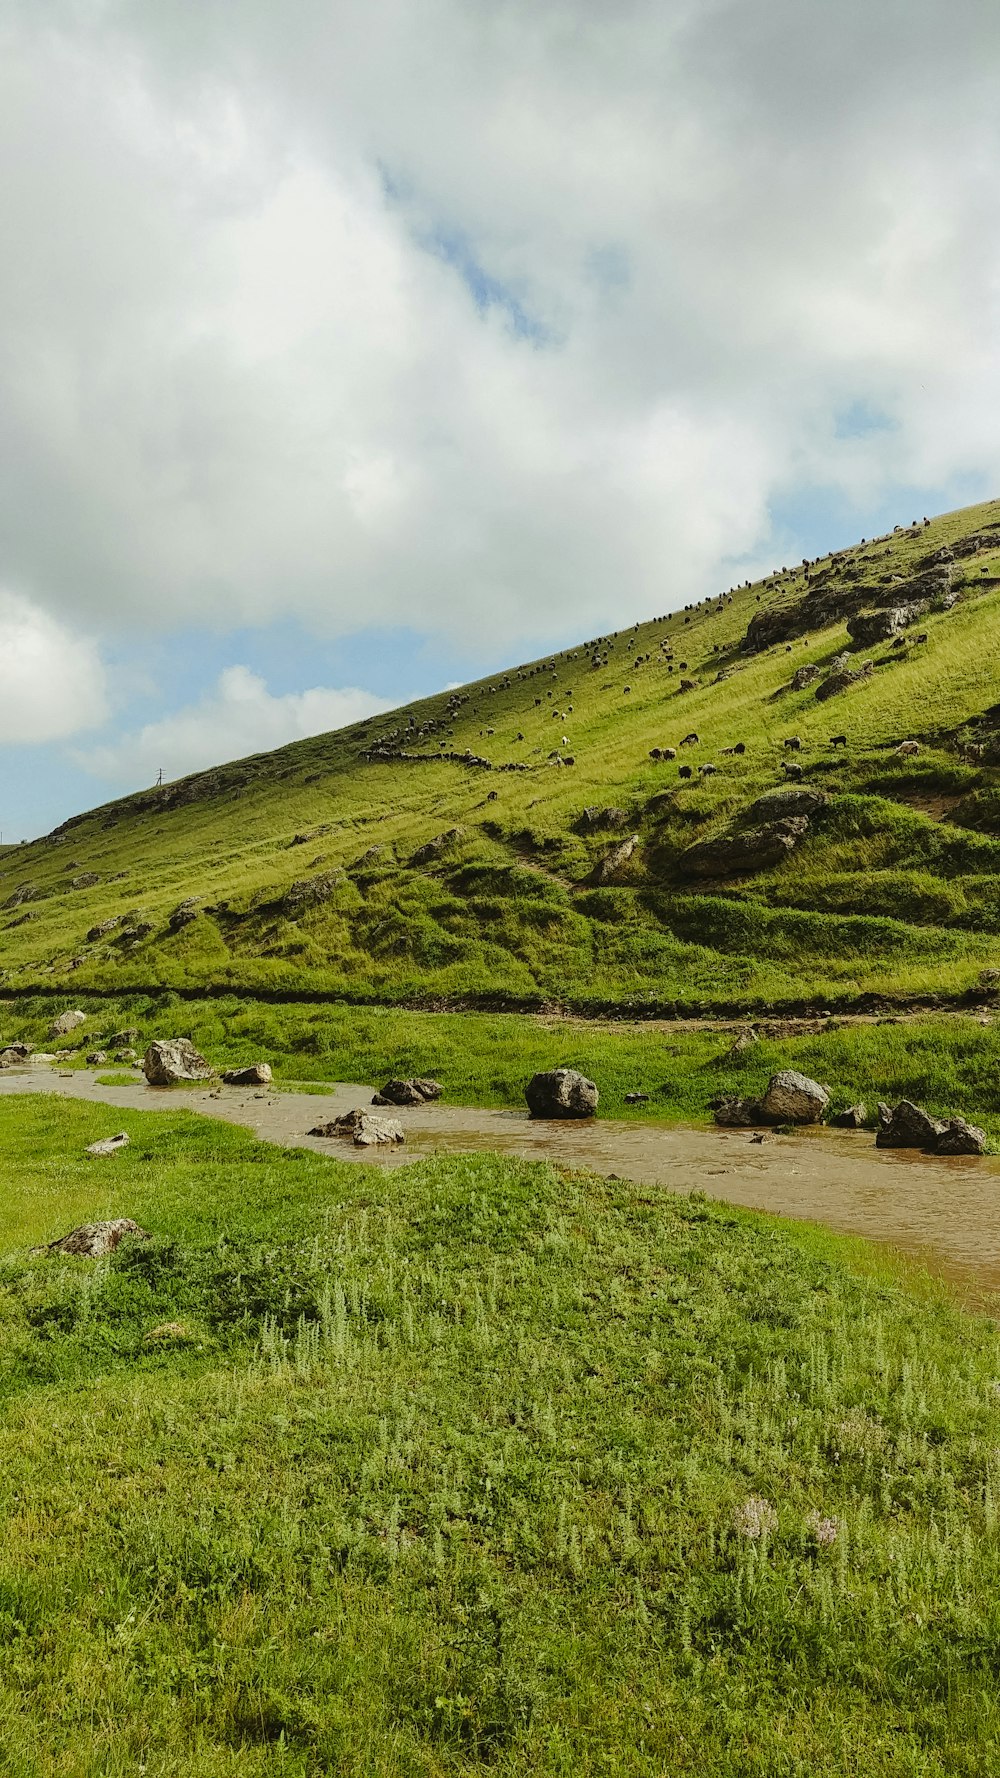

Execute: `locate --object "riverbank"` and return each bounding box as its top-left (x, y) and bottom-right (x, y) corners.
top-left (3, 1067), bottom-right (999, 1302)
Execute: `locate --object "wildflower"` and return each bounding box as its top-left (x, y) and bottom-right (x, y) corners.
top-left (806, 1509), bottom-right (840, 1547)
top-left (732, 1495), bottom-right (777, 1540)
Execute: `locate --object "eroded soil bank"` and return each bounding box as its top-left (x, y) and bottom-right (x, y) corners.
top-left (2, 1066), bottom-right (999, 1302)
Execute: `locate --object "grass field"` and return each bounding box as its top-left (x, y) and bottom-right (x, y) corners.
top-left (2, 499), bottom-right (1000, 1021)
top-left (0, 1092), bottom-right (998, 1774)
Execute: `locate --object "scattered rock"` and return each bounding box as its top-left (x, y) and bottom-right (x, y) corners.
top-left (847, 603), bottom-right (928, 647)
top-left (760, 1070), bottom-right (829, 1123)
top-left (681, 817), bottom-right (809, 879)
top-left (830, 1103), bottom-right (868, 1128)
top-left (624, 1091), bottom-right (649, 1103)
top-left (70, 872), bottom-right (101, 890)
top-left (87, 916), bottom-right (120, 942)
top-left (280, 872), bottom-right (344, 916)
top-left (935, 1117), bottom-right (988, 1156)
top-left (109, 1029), bottom-right (140, 1047)
top-left (790, 663), bottom-right (820, 690)
top-left (713, 1095), bottom-right (764, 1126)
top-left (589, 834), bottom-right (640, 884)
top-left (576, 806), bottom-right (629, 832)
top-left (745, 787), bottom-right (827, 820)
top-left (371, 1077), bottom-right (443, 1106)
top-left (85, 1132), bottom-right (130, 1157)
top-left (722, 1027), bottom-right (759, 1062)
top-left (85, 1051), bottom-right (108, 1065)
top-left (221, 1062), bottom-right (273, 1086)
top-left (50, 1010), bottom-right (85, 1038)
top-left (143, 1038), bottom-right (213, 1086)
top-left (525, 1068), bottom-right (599, 1119)
top-left (875, 1099), bottom-right (944, 1148)
top-left (0, 1043), bottom-right (31, 1068)
top-left (309, 1108), bottom-right (405, 1146)
top-left (411, 828), bottom-right (465, 866)
top-left (168, 900), bottom-right (200, 933)
top-left (41, 1219), bottom-right (149, 1257)
top-left (815, 662), bottom-right (874, 701)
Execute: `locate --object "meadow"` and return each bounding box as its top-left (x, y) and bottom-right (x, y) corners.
top-left (0, 1092), bottom-right (998, 1774)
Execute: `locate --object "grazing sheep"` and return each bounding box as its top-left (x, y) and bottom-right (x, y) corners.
top-left (829, 734), bottom-right (848, 748)
top-left (783, 736), bottom-right (802, 752)
top-left (782, 761), bottom-right (804, 780)
top-left (486, 790), bottom-right (498, 802)
top-left (720, 746), bottom-right (735, 756)
top-left (662, 746), bottom-right (677, 760)
top-left (914, 632), bottom-right (928, 644)
top-left (895, 740), bottom-right (921, 757)
top-left (699, 763), bottom-right (717, 777)
top-left (649, 748), bottom-right (662, 760)
top-left (680, 732), bottom-right (699, 747)
top-left (623, 685), bottom-right (632, 694)
top-left (678, 764), bottom-right (693, 779)
top-left (733, 742), bottom-right (746, 755)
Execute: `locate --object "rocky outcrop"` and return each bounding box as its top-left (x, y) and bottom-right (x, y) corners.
top-left (681, 816), bottom-right (809, 879)
top-left (87, 917), bottom-right (120, 941)
top-left (576, 806), bottom-right (629, 832)
top-left (281, 873), bottom-right (343, 916)
top-left (846, 603), bottom-right (928, 647)
top-left (589, 835), bottom-right (640, 884)
top-left (790, 663), bottom-right (821, 690)
top-left (85, 1133), bottom-right (130, 1157)
top-left (50, 1010), bottom-right (85, 1038)
top-left (760, 1070), bottom-right (829, 1123)
top-left (746, 788), bottom-right (827, 821)
top-left (525, 1068), bottom-right (599, 1119)
top-left (221, 1063), bottom-right (273, 1086)
top-left (310, 1109), bottom-right (405, 1146)
top-left (411, 828), bottom-right (465, 866)
top-left (168, 900), bottom-right (200, 933)
top-left (815, 661), bottom-right (874, 701)
top-left (143, 1038), bottom-right (213, 1085)
top-left (372, 1078), bottom-right (443, 1106)
top-left (71, 872), bottom-right (101, 890)
top-left (713, 1096), bottom-right (764, 1126)
top-left (42, 1219), bottom-right (149, 1257)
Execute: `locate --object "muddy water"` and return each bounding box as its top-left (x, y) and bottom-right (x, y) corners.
top-left (2, 1067), bottom-right (999, 1301)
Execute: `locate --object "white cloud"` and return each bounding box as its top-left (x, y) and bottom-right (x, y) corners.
top-left (0, 589), bottom-right (106, 741)
top-left (0, 1), bottom-right (998, 662)
top-left (77, 665), bottom-right (391, 784)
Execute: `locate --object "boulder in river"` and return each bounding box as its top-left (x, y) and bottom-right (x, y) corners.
top-left (143, 1038), bottom-right (213, 1086)
top-left (372, 1078), bottom-right (443, 1106)
top-left (85, 1132), bottom-right (130, 1157)
top-left (310, 1108), bottom-right (405, 1146)
top-left (50, 1010), bottom-right (85, 1038)
top-left (0, 1044), bottom-right (31, 1068)
top-left (42, 1219), bottom-right (149, 1257)
top-left (222, 1062), bottom-right (273, 1086)
top-left (875, 1100), bottom-right (945, 1149)
top-left (760, 1070), bottom-right (829, 1124)
top-left (713, 1096), bottom-right (765, 1126)
top-left (525, 1068), bottom-right (599, 1119)
top-left (935, 1117), bottom-right (988, 1156)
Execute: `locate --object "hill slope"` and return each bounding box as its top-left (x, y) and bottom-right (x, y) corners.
top-left (6, 496), bottom-right (1000, 1015)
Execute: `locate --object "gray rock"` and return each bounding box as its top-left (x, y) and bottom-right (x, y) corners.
top-left (525, 1067), bottom-right (599, 1119)
top-left (746, 788), bottom-right (827, 820)
top-left (681, 817), bottom-right (809, 879)
top-left (847, 603), bottom-right (928, 647)
top-left (934, 1118), bottom-right (987, 1156)
top-left (108, 1029), bottom-right (140, 1047)
top-left (372, 1077), bottom-right (443, 1106)
top-left (85, 1132), bottom-right (130, 1157)
top-left (790, 663), bottom-right (821, 690)
top-left (760, 1070), bottom-right (829, 1124)
top-left (85, 1051), bottom-right (108, 1065)
top-left (815, 662), bottom-right (874, 701)
top-left (875, 1100), bottom-right (945, 1149)
top-left (143, 1038), bottom-right (214, 1086)
top-left (221, 1062), bottom-right (273, 1086)
top-left (87, 917), bottom-right (120, 941)
top-left (830, 1103), bottom-right (868, 1128)
top-left (70, 872), bottom-right (101, 890)
top-left (50, 1010), bottom-right (85, 1037)
top-left (590, 834), bottom-right (640, 884)
top-left (0, 1043), bottom-right (31, 1068)
top-left (713, 1096), bottom-right (765, 1126)
top-left (42, 1218), bottom-right (149, 1257)
top-left (310, 1108), bottom-right (405, 1146)
top-left (411, 828), bottom-right (465, 866)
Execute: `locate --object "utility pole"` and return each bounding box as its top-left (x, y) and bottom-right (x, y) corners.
top-left (156, 767), bottom-right (164, 787)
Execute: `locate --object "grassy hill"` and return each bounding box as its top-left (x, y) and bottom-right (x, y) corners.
top-left (6, 496), bottom-right (1000, 1118)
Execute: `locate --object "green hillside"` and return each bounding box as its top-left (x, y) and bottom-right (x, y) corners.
top-left (4, 497), bottom-right (1000, 1018)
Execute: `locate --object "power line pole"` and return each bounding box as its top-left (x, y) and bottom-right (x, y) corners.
top-left (156, 767), bottom-right (164, 787)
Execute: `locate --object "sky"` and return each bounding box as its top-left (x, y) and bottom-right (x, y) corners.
top-left (1, 0), bottom-right (999, 839)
